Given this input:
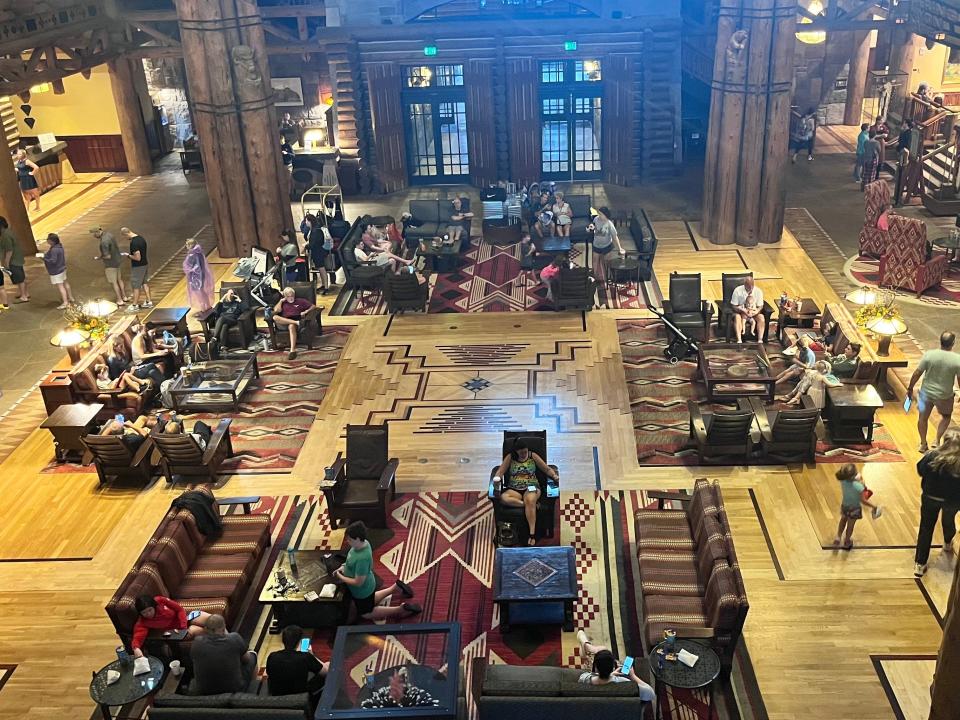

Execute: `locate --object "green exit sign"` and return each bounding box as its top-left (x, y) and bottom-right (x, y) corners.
top-left (424, 45), bottom-right (438, 56)
top-left (564, 40), bottom-right (577, 51)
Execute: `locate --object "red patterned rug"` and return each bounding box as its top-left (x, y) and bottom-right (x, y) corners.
top-left (844, 254), bottom-right (960, 308)
top-left (338, 239), bottom-right (647, 315)
top-left (619, 319), bottom-right (903, 465)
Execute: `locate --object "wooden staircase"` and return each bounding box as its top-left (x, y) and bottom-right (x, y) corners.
top-left (920, 140), bottom-right (960, 216)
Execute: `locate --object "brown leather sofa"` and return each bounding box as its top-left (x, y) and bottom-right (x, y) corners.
top-left (634, 479), bottom-right (748, 669)
top-left (106, 488), bottom-right (271, 652)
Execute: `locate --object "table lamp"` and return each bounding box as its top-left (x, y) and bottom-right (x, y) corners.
top-left (866, 316), bottom-right (906, 356)
top-left (50, 328), bottom-right (90, 363)
top-left (844, 286), bottom-right (878, 305)
top-left (83, 298), bottom-right (118, 318)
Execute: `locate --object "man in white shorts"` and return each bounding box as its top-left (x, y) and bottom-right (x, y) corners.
top-left (908, 331), bottom-right (960, 452)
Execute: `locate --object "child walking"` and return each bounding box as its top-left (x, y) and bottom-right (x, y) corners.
top-left (834, 463), bottom-right (882, 550)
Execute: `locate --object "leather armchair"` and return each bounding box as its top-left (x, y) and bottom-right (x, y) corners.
top-left (553, 266), bottom-right (596, 311)
top-left (384, 270), bottom-right (429, 313)
top-left (687, 400), bottom-right (756, 464)
top-left (662, 272), bottom-right (713, 341)
top-left (745, 396), bottom-right (820, 464)
top-left (487, 430), bottom-right (559, 545)
top-left (268, 281), bottom-right (322, 351)
top-left (715, 272), bottom-right (773, 342)
top-left (204, 282), bottom-right (258, 349)
top-left (321, 424), bottom-right (397, 529)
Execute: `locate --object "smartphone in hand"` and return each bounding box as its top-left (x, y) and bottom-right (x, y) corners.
top-left (903, 396), bottom-right (912, 413)
top-left (299, 638), bottom-right (311, 652)
top-left (620, 656), bottom-right (634, 674)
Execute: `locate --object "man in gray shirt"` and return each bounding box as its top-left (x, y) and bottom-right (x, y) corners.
top-left (190, 614), bottom-right (258, 695)
top-left (908, 331), bottom-right (960, 452)
top-left (91, 226), bottom-right (128, 304)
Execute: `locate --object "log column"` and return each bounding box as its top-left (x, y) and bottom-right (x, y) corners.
top-left (701, 0), bottom-right (796, 247)
top-left (930, 558), bottom-right (960, 719)
top-left (108, 57), bottom-right (153, 177)
top-left (843, 31), bottom-right (870, 126)
top-left (0, 157), bottom-right (36, 256)
top-left (888, 29), bottom-right (921, 122)
top-left (174, 0), bottom-right (293, 257)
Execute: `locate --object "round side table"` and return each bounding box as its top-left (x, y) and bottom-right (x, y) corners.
top-left (89, 655), bottom-right (165, 720)
top-left (649, 639), bottom-right (721, 720)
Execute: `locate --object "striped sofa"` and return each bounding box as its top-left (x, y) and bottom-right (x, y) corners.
top-left (106, 489), bottom-right (271, 653)
top-left (634, 479), bottom-right (748, 668)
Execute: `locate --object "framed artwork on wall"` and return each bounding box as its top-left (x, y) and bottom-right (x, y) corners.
top-left (944, 47), bottom-right (960, 85)
top-left (271, 77), bottom-right (304, 106)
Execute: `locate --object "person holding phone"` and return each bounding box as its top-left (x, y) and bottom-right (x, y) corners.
top-left (575, 630), bottom-right (655, 699)
top-left (493, 439), bottom-right (558, 546)
top-left (130, 594), bottom-right (210, 658)
top-left (265, 624), bottom-right (329, 703)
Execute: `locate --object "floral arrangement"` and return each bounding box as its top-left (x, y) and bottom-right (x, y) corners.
top-left (63, 303), bottom-right (110, 343)
top-left (854, 301), bottom-right (901, 329)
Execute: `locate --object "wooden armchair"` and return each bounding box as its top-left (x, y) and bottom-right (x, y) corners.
top-left (150, 419), bottom-right (234, 484)
top-left (82, 434), bottom-right (156, 486)
top-left (552, 266), bottom-right (596, 311)
top-left (746, 396), bottom-right (820, 463)
top-left (268, 281), bottom-right (323, 352)
top-left (687, 400), bottom-right (756, 464)
top-left (321, 424), bottom-right (397, 528)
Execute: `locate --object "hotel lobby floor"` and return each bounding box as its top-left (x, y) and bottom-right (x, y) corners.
top-left (0, 222), bottom-right (950, 720)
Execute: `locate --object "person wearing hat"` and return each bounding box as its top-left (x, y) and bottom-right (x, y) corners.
top-left (91, 226), bottom-right (128, 304)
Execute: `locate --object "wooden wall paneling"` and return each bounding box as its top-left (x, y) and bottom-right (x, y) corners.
top-left (366, 63), bottom-right (408, 194)
top-left (506, 57), bottom-right (540, 186)
top-left (640, 27), bottom-right (682, 181)
top-left (61, 135), bottom-right (128, 172)
top-left (603, 54), bottom-right (636, 186)
top-left (465, 60), bottom-right (497, 188)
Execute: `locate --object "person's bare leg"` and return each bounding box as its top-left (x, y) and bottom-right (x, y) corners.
top-left (843, 518), bottom-right (858, 546)
top-left (0, 286), bottom-right (7, 307)
top-left (64, 280), bottom-right (75, 303)
top-left (288, 322), bottom-right (298, 348)
top-left (56, 283), bottom-right (69, 306)
top-left (734, 314), bottom-right (744, 343)
top-left (523, 490), bottom-right (538, 543)
top-left (936, 411), bottom-right (953, 447)
top-left (755, 313), bottom-right (766, 342)
top-left (118, 277), bottom-right (128, 302)
top-left (143, 283), bottom-right (152, 304)
top-left (834, 517), bottom-right (847, 545)
top-left (918, 404), bottom-right (933, 450)
top-left (32, 190), bottom-right (40, 211)
top-left (364, 605), bottom-right (414, 621)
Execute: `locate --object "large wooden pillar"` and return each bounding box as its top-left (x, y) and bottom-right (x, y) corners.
top-left (0, 158), bottom-right (36, 256)
top-left (701, 0), bottom-right (796, 247)
top-left (108, 57), bottom-right (153, 177)
top-left (843, 31), bottom-right (870, 126)
top-left (930, 559), bottom-right (960, 719)
top-left (174, 0), bottom-right (293, 257)
top-left (888, 29), bottom-right (921, 122)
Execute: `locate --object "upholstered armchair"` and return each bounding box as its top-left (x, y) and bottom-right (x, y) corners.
top-left (878, 215), bottom-right (948, 297)
top-left (487, 430), bottom-right (559, 545)
top-left (384, 270), bottom-right (429, 313)
top-left (552, 266), bottom-right (596, 311)
top-left (858, 180), bottom-right (892, 258)
top-left (662, 272), bottom-right (713, 341)
top-left (322, 424), bottom-right (397, 529)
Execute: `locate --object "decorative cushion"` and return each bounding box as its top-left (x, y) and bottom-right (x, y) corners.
top-left (634, 510), bottom-right (694, 551)
top-left (558, 669), bottom-right (640, 697)
top-left (566, 195), bottom-right (592, 218)
top-left (154, 693), bottom-right (233, 708)
top-left (643, 594), bottom-right (708, 647)
top-left (173, 596), bottom-right (230, 622)
top-left (176, 553), bottom-right (251, 608)
top-left (638, 550), bottom-right (703, 598)
top-left (201, 514), bottom-right (271, 557)
top-left (147, 519), bottom-right (200, 590)
top-left (409, 200), bottom-right (441, 224)
top-left (482, 664), bottom-right (561, 697)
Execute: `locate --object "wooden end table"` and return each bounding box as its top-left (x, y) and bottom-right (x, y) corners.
top-left (89, 655), bottom-right (165, 720)
top-left (41, 402), bottom-right (104, 462)
top-left (144, 306), bottom-right (192, 343)
top-left (825, 384), bottom-right (883, 443)
top-left (776, 297), bottom-right (821, 345)
top-left (649, 639), bottom-right (721, 720)
top-left (493, 546), bottom-right (577, 633)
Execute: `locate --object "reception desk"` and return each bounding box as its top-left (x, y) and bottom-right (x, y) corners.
top-left (24, 142), bottom-right (71, 193)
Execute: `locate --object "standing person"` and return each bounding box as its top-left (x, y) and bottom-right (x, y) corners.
top-left (13, 149), bottom-right (40, 212)
top-left (589, 207), bottom-right (624, 285)
top-left (333, 521), bottom-right (421, 621)
top-left (913, 431), bottom-right (960, 577)
top-left (41, 234), bottom-right (75, 309)
top-left (92, 226), bottom-right (128, 304)
top-left (907, 332), bottom-right (960, 453)
top-left (790, 108), bottom-right (817, 163)
top-left (303, 214), bottom-right (332, 294)
top-left (183, 238), bottom-right (214, 314)
top-left (860, 129), bottom-right (882, 192)
top-left (833, 463), bottom-right (882, 550)
top-left (853, 123), bottom-right (869, 183)
top-left (121, 227), bottom-right (153, 311)
top-left (870, 115), bottom-right (890, 179)
top-left (0, 216), bottom-right (28, 302)
top-left (265, 624), bottom-right (328, 702)
top-left (190, 614), bottom-right (258, 695)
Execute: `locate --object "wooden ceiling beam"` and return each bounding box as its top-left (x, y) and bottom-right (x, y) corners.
top-left (131, 21), bottom-right (181, 47)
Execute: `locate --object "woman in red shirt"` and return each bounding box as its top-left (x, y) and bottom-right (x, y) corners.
top-left (131, 594), bottom-right (209, 658)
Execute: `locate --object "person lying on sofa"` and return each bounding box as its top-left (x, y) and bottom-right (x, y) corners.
top-left (266, 624), bottom-right (328, 706)
top-left (131, 594), bottom-right (210, 658)
top-left (191, 614), bottom-right (258, 695)
top-left (576, 630), bottom-right (655, 700)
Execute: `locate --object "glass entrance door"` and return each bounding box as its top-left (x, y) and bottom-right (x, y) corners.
top-left (405, 100), bottom-right (470, 183)
top-left (540, 93), bottom-right (602, 180)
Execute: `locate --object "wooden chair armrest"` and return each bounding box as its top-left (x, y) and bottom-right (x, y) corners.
top-left (217, 496), bottom-right (261, 514)
top-left (799, 395), bottom-right (818, 410)
top-left (470, 657), bottom-right (488, 704)
top-left (201, 418), bottom-right (232, 465)
top-left (687, 399), bottom-right (708, 440)
top-left (378, 458), bottom-right (399, 492)
top-left (647, 490), bottom-right (691, 509)
top-left (318, 456), bottom-right (346, 491)
top-left (743, 396), bottom-right (772, 442)
top-left (196, 308), bottom-right (216, 324)
top-left (132, 437), bottom-right (155, 467)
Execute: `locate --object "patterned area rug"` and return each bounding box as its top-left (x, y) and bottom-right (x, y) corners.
top-left (619, 319), bottom-right (903, 465)
top-left (843, 254), bottom-right (960, 308)
top-left (237, 492), bottom-right (742, 720)
top-left (337, 239), bottom-right (646, 315)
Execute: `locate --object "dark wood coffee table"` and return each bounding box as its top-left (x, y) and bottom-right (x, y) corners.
top-left (483, 221), bottom-right (522, 246)
top-left (697, 342), bottom-right (775, 403)
top-left (41, 402), bottom-right (104, 462)
top-left (825, 384), bottom-right (883, 443)
top-left (144, 306), bottom-right (192, 343)
top-left (259, 549), bottom-right (348, 632)
top-left (89, 655), bottom-right (165, 720)
top-left (776, 297), bottom-right (821, 345)
top-left (649, 639), bottom-right (721, 720)
top-left (493, 546), bottom-right (577, 633)
top-left (418, 239), bottom-right (460, 273)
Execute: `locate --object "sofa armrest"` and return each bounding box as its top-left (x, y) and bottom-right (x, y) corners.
top-left (217, 496), bottom-right (261, 514)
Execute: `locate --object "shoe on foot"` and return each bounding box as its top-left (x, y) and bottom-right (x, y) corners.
top-left (141, 301), bottom-right (154, 308)
top-left (56, 303), bottom-right (68, 309)
top-left (401, 602), bottom-right (422, 616)
top-left (943, 540), bottom-right (956, 556)
top-left (832, 537), bottom-right (841, 547)
top-left (15, 297), bottom-right (28, 303)
top-left (395, 579), bottom-right (414, 599)
top-left (842, 540), bottom-right (854, 550)
top-left (126, 303), bottom-right (140, 312)
top-left (918, 443), bottom-right (929, 453)
top-left (807, 155), bottom-right (814, 161)
top-left (872, 506), bottom-right (883, 519)
top-left (914, 562), bottom-right (927, 577)
top-left (288, 350), bottom-right (297, 360)
top-left (576, 630), bottom-right (590, 647)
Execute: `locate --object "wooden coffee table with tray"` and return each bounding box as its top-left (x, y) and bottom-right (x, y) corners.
top-left (259, 549), bottom-right (348, 632)
top-left (697, 342), bottom-right (776, 403)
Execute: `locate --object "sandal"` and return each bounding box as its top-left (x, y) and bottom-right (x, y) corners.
top-left (842, 540), bottom-right (854, 551)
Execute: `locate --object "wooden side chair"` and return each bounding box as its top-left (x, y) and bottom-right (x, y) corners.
top-left (150, 419), bottom-right (234, 484)
top-left (687, 400), bottom-right (756, 464)
top-left (82, 434), bottom-right (156, 486)
top-left (321, 424), bottom-right (397, 529)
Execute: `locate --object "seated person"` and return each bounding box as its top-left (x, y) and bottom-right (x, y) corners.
top-left (266, 624), bottom-right (328, 703)
top-left (446, 197), bottom-right (473, 246)
top-left (576, 629), bottom-right (655, 700)
top-left (99, 415), bottom-right (154, 451)
top-left (730, 276), bottom-right (765, 343)
top-left (828, 342), bottom-right (861, 378)
top-left (164, 416), bottom-right (214, 451)
top-left (131, 324), bottom-right (174, 383)
top-left (778, 359), bottom-right (838, 406)
top-left (191, 614), bottom-right (258, 696)
top-left (271, 286), bottom-right (316, 360)
top-left (210, 287), bottom-right (250, 348)
top-left (94, 362), bottom-right (150, 395)
top-left (536, 207), bottom-right (555, 239)
top-left (552, 191), bottom-right (573, 238)
top-left (131, 594), bottom-right (210, 659)
top-left (493, 439), bottom-right (559, 546)
top-left (530, 192), bottom-right (553, 238)
top-left (355, 244), bottom-right (412, 274)
top-left (392, 264), bottom-right (428, 287)
top-left (821, 320), bottom-right (839, 354)
top-left (360, 223), bottom-right (391, 254)
top-left (399, 212), bottom-right (422, 257)
top-left (277, 230), bottom-right (304, 283)
top-left (776, 335), bottom-right (816, 386)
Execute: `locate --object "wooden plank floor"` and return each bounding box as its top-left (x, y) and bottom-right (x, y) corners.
top-left (0, 227), bottom-right (949, 720)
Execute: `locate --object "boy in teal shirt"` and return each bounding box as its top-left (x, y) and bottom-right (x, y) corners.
top-left (853, 123), bottom-right (869, 182)
top-left (334, 521), bottom-right (421, 620)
